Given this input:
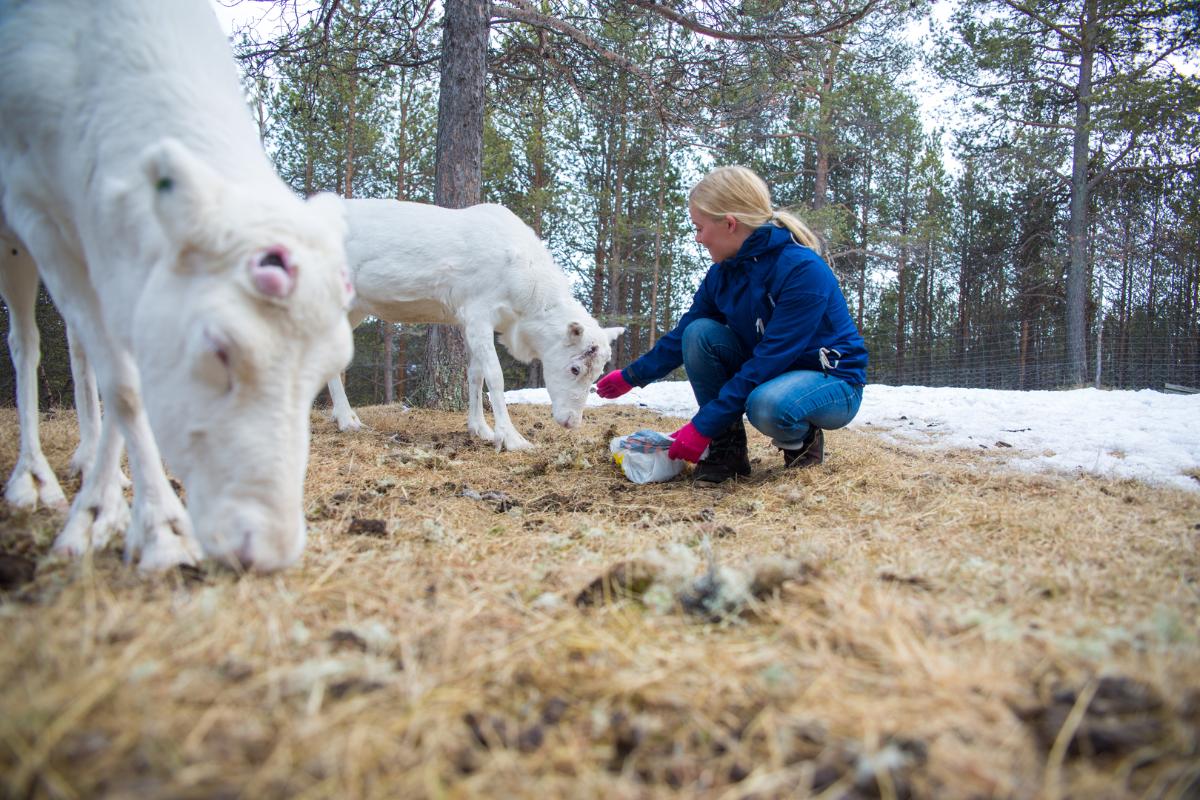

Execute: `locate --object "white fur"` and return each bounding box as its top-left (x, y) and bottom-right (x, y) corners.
top-left (0, 227), bottom-right (67, 511)
top-left (1, 224), bottom-right (132, 549)
top-left (330, 199), bottom-right (623, 451)
top-left (0, 226), bottom-right (131, 548)
top-left (65, 324), bottom-right (103, 480)
top-left (0, 0), bottom-right (354, 571)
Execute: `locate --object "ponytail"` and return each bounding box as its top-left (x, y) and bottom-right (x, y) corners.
top-left (689, 165), bottom-right (822, 252)
top-left (767, 209), bottom-right (821, 251)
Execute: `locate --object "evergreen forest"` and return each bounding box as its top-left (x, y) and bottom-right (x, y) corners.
top-left (2, 0), bottom-right (1198, 409)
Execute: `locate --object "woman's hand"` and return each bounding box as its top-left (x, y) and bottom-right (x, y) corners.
top-left (596, 370), bottom-right (633, 399)
top-left (668, 422), bottom-right (711, 464)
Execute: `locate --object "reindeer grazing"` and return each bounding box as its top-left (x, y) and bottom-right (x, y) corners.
top-left (328, 199), bottom-right (623, 451)
top-left (0, 0), bottom-right (355, 571)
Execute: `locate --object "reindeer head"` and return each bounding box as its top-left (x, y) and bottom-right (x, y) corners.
top-left (541, 319), bottom-right (624, 430)
top-left (133, 139), bottom-right (354, 571)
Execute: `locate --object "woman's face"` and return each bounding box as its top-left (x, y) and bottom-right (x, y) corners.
top-left (689, 205), bottom-right (747, 263)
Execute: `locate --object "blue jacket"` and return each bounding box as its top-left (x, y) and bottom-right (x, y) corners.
top-left (622, 224), bottom-right (868, 436)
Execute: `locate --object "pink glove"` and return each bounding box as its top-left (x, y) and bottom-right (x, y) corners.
top-left (596, 369), bottom-right (633, 399)
top-left (668, 422), bottom-right (711, 464)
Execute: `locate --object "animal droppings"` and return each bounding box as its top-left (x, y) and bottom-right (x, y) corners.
top-left (347, 518), bottom-right (388, 537)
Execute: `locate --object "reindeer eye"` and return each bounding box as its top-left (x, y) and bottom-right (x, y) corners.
top-left (194, 328), bottom-right (235, 393)
top-left (570, 365), bottom-right (581, 376)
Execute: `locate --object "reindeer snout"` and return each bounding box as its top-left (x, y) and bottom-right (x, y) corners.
top-left (556, 409), bottom-right (583, 430)
top-left (211, 509), bottom-right (306, 573)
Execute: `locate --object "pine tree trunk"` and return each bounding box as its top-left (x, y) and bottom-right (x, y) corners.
top-left (923, 228), bottom-right (934, 384)
top-left (1144, 191), bottom-right (1160, 388)
top-left (895, 156), bottom-right (911, 383)
top-left (344, 73), bottom-right (356, 199)
top-left (1019, 319), bottom-right (1030, 390)
top-left (393, 83), bottom-right (413, 398)
top-left (813, 38), bottom-right (841, 211)
top-left (381, 320), bottom-right (394, 404)
top-left (1065, 0), bottom-right (1096, 386)
top-left (649, 134), bottom-right (666, 348)
top-left (419, 0), bottom-right (488, 411)
top-left (956, 163), bottom-right (975, 385)
top-left (396, 332), bottom-right (408, 401)
top-left (606, 114), bottom-right (628, 362)
top-left (592, 120), bottom-right (614, 325)
top-left (857, 158), bottom-right (871, 332)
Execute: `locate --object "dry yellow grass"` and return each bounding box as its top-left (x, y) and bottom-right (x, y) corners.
top-left (1, 403), bottom-right (1198, 799)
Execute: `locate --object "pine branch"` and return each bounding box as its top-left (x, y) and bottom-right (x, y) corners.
top-left (626, 0), bottom-right (878, 43)
top-left (491, 0), bottom-right (662, 110)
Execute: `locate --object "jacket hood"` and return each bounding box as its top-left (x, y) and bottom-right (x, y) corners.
top-left (720, 223), bottom-right (796, 269)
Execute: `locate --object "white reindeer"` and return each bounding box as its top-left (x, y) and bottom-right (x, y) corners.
top-left (0, 0), bottom-right (355, 571)
top-left (1, 230), bottom-right (69, 511)
top-left (328, 199), bottom-right (623, 451)
top-left (1, 225), bottom-right (130, 538)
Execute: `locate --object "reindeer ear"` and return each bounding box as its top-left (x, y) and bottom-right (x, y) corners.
top-left (143, 138), bottom-right (222, 250)
top-left (301, 192), bottom-right (354, 306)
top-left (305, 191), bottom-right (347, 238)
top-left (566, 321), bottom-right (584, 342)
top-left (604, 326), bottom-right (625, 343)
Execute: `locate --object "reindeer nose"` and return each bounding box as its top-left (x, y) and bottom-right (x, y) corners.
top-left (232, 536), bottom-right (296, 573)
top-left (222, 514), bottom-right (305, 573)
top-left (229, 536), bottom-right (257, 572)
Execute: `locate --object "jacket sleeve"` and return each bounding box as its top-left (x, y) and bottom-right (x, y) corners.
top-left (691, 273), bottom-right (829, 435)
top-left (622, 271), bottom-right (720, 387)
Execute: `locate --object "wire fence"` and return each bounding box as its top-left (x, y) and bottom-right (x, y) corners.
top-left (864, 336), bottom-right (1200, 390)
top-left (2, 310), bottom-right (1197, 411)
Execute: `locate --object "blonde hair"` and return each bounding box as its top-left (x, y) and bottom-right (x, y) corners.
top-left (688, 165), bottom-right (821, 251)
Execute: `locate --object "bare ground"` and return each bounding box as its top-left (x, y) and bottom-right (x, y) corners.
top-left (1, 403), bottom-right (1198, 799)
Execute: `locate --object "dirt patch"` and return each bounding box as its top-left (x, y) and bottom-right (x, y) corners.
top-left (0, 552), bottom-right (36, 592)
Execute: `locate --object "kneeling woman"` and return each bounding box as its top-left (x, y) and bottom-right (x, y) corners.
top-left (597, 165), bottom-right (868, 485)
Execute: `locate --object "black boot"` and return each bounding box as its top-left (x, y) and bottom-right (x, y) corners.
top-left (781, 427), bottom-right (823, 469)
top-left (693, 421), bottom-right (752, 485)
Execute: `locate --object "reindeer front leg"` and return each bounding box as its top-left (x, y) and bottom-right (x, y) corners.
top-left (464, 318), bottom-right (532, 451)
top-left (100, 349), bottom-right (201, 570)
top-left (328, 308), bottom-right (367, 431)
top-left (53, 410), bottom-right (130, 556)
top-left (0, 242), bottom-right (67, 510)
top-left (327, 372), bottom-right (364, 431)
top-left (25, 228), bottom-right (198, 570)
top-left (66, 325), bottom-right (102, 478)
top-left (465, 348), bottom-right (494, 445)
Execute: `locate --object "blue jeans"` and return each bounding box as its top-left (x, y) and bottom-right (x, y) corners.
top-left (682, 318), bottom-right (864, 450)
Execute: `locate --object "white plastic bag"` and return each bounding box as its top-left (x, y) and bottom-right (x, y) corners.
top-left (609, 429), bottom-right (685, 484)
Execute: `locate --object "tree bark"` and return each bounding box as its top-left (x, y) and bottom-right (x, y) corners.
top-left (895, 152), bottom-right (911, 383)
top-left (812, 38), bottom-right (842, 211)
top-left (1144, 189), bottom-right (1161, 387)
top-left (392, 78), bottom-right (416, 399)
top-left (344, 72), bottom-right (356, 198)
top-left (381, 319), bottom-right (394, 404)
top-left (419, 0), bottom-right (488, 412)
top-left (649, 132), bottom-right (667, 348)
top-left (1065, 0), bottom-right (1097, 386)
top-left (434, 0), bottom-right (486, 208)
top-left (607, 114), bottom-right (628, 362)
top-left (857, 157), bottom-right (871, 332)
top-left (527, 48), bottom-right (548, 388)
